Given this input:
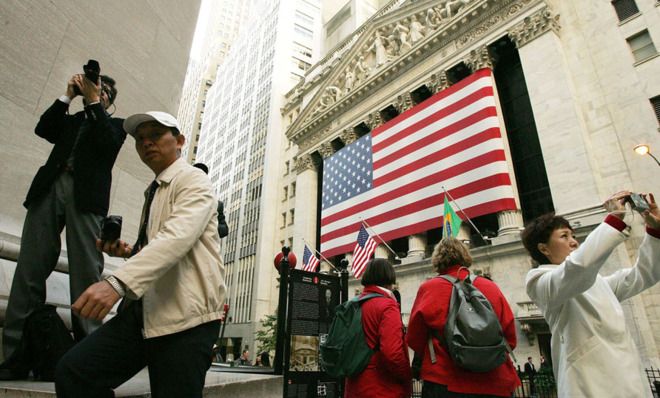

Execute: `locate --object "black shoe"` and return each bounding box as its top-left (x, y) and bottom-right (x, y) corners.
top-left (0, 365), bottom-right (29, 381)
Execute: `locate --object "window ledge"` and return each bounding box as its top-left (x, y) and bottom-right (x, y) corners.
top-left (618, 12), bottom-right (641, 26)
top-left (633, 52), bottom-right (660, 66)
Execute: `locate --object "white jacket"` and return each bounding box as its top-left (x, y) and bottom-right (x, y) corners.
top-left (526, 216), bottom-right (660, 398)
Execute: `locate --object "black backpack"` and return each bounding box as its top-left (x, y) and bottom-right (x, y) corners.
top-left (319, 293), bottom-right (381, 378)
top-left (435, 272), bottom-right (512, 372)
top-left (24, 304), bottom-right (75, 381)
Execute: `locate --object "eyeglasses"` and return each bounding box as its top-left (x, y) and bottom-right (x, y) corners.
top-left (101, 85), bottom-right (114, 101)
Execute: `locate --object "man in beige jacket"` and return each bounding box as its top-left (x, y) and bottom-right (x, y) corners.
top-left (55, 111), bottom-right (226, 398)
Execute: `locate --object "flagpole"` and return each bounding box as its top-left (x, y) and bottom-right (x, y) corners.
top-left (302, 238), bottom-right (340, 273)
top-left (359, 219), bottom-right (400, 259)
top-left (441, 186), bottom-right (487, 240)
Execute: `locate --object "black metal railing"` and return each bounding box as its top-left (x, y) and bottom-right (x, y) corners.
top-left (411, 371), bottom-right (558, 398)
top-left (646, 367), bottom-right (660, 397)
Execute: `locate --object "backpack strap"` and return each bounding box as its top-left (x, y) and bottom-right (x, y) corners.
top-left (356, 292), bottom-right (383, 304)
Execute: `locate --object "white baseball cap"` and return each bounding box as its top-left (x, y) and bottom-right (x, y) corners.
top-left (123, 111), bottom-right (181, 137)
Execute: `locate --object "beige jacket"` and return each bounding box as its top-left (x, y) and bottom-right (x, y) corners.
top-left (114, 158), bottom-right (226, 338)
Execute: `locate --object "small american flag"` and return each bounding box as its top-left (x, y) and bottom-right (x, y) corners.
top-left (351, 224), bottom-right (377, 279)
top-left (302, 244), bottom-right (320, 272)
top-left (320, 69), bottom-right (517, 257)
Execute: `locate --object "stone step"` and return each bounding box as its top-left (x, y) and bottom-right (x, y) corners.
top-left (0, 367), bottom-right (282, 397)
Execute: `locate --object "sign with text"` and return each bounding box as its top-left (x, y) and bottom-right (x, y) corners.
top-left (285, 270), bottom-right (340, 397)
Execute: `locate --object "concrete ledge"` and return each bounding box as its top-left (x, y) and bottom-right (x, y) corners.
top-left (0, 368), bottom-right (282, 397)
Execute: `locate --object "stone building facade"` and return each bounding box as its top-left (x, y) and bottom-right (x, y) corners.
top-left (0, 0), bottom-right (201, 345)
top-left (283, 0), bottom-right (660, 367)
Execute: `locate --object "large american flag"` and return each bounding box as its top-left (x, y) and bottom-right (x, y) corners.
top-left (301, 244), bottom-right (320, 272)
top-left (351, 224), bottom-right (377, 279)
top-left (320, 69), bottom-right (517, 257)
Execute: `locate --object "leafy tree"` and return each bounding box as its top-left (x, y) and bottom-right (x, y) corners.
top-left (255, 312), bottom-right (277, 355)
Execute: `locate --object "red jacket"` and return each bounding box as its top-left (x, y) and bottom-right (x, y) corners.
top-left (345, 286), bottom-right (412, 398)
top-left (406, 266), bottom-right (520, 396)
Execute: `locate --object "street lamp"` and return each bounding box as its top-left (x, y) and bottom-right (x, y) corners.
top-left (633, 144), bottom-right (660, 167)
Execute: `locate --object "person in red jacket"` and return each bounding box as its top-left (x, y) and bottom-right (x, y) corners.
top-left (407, 238), bottom-right (520, 397)
top-left (345, 258), bottom-right (412, 398)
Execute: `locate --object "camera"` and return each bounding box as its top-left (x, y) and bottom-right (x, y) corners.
top-left (100, 215), bottom-right (122, 242)
top-left (625, 193), bottom-right (649, 213)
top-left (73, 59), bottom-right (101, 96)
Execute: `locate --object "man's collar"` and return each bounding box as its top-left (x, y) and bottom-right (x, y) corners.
top-left (154, 157), bottom-right (186, 185)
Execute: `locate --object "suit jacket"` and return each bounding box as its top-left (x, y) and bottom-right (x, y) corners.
top-left (24, 99), bottom-right (126, 216)
top-left (524, 362), bottom-right (536, 376)
top-left (526, 216), bottom-right (660, 398)
top-left (217, 200), bottom-right (228, 238)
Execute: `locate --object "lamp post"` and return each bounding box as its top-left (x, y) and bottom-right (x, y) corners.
top-left (634, 144), bottom-right (660, 167)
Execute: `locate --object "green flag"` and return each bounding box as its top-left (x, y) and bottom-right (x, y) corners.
top-left (442, 196), bottom-right (462, 238)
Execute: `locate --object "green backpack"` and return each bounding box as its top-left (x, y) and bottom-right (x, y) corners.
top-left (319, 293), bottom-right (382, 378)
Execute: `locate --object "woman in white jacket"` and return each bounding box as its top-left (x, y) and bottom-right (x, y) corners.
top-left (522, 191), bottom-right (660, 397)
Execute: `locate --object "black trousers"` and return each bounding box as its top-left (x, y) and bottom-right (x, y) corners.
top-left (422, 380), bottom-right (511, 398)
top-left (55, 301), bottom-right (220, 398)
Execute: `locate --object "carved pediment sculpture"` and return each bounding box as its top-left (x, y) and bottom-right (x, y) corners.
top-left (288, 0), bottom-right (476, 142)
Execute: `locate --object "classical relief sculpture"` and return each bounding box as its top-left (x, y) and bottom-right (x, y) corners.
top-left (354, 55), bottom-right (369, 81)
top-left (393, 21), bottom-right (411, 54)
top-left (409, 15), bottom-right (425, 44)
top-left (425, 8), bottom-right (440, 30)
top-left (344, 68), bottom-right (355, 93)
top-left (370, 30), bottom-right (389, 67)
top-left (442, 0), bottom-right (471, 19)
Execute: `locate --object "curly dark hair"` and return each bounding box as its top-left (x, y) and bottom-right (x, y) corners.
top-left (431, 238), bottom-right (472, 273)
top-left (100, 75), bottom-right (118, 105)
top-left (521, 213), bottom-right (572, 267)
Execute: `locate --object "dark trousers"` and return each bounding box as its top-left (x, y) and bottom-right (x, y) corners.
top-left (422, 381), bottom-right (510, 398)
top-left (55, 301), bottom-right (220, 398)
top-left (3, 172), bottom-right (103, 365)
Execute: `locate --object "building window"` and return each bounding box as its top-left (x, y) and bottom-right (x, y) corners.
top-left (289, 209), bottom-right (295, 225)
top-left (284, 160), bottom-right (290, 175)
top-left (627, 30), bottom-right (658, 63)
top-left (281, 212), bottom-right (286, 228)
top-left (283, 186), bottom-right (289, 201)
top-left (291, 182), bottom-right (296, 198)
top-left (611, 0), bottom-right (639, 22)
top-left (651, 95), bottom-right (660, 125)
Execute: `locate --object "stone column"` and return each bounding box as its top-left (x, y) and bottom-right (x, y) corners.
top-left (374, 244), bottom-right (389, 259)
top-left (293, 154), bottom-right (319, 258)
top-left (465, 43), bottom-right (525, 237)
top-left (407, 234), bottom-right (426, 259)
top-left (509, 7), bottom-right (600, 213)
top-left (463, 45), bottom-right (493, 72)
top-left (340, 128), bottom-right (358, 146)
top-left (365, 111), bottom-right (383, 131)
top-left (427, 70), bottom-right (450, 94)
top-left (394, 92), bottom-right (413, 113)
top-left (497, 210), bottom-right (524, 237)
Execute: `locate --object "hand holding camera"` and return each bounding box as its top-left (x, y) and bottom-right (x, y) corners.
top-left (67, 59), bottom-right (101, 102)
top-left (639, 193), bottom-right (659, 230)
top-left (98, 215), bottom-right (132, 258)
top-left (603, 190), bottom-right (630, 220)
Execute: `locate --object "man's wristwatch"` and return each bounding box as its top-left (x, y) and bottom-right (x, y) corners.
top-left (105, 275), bottom-right (126, 297)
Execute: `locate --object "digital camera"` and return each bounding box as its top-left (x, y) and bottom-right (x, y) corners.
top-left (73, 59), bottom-right (101, 95)
top-left (626, 193), bottom-right (649, 213)
top-left (100, 215), bottom-right (122, 242)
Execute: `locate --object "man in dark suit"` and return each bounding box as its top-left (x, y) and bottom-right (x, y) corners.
top-left (525, 356), bottom-right (537, 395)
top-left (0, 72), bottom-right (125, 380)
top-left (192, 163), bottom-right (228, 238)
